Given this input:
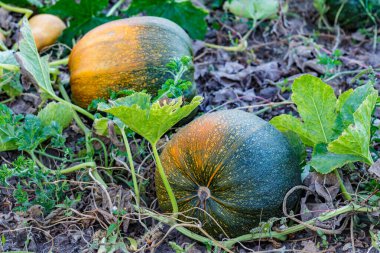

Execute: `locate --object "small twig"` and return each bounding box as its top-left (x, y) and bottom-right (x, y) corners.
top-left (107, 0), bottom-right (125, 17)
top-left (351, 216), bottom-right (356, 253)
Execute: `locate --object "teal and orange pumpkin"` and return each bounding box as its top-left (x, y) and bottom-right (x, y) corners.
top-left (69, 16), bottom-right (195, 108)
top-left (156, 110), bottom-right (302, 238)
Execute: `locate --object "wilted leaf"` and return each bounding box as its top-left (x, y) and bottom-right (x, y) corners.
top-left (369, 159), bottom-right (380, 178)
top-left (224, 0), bottom-right (279, 20)
top-left (98, 93), bottom-right (203, 144)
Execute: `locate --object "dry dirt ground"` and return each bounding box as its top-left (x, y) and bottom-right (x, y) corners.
top-left (1, 0), bottom-right (380, 252)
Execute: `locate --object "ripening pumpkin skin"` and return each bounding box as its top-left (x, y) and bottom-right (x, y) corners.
top-left (69, 16), bottom-right (195, 108)
top-left (29, 14), bottom-right (66, 51)
top-left (156, 110), bottom-right (302, 238)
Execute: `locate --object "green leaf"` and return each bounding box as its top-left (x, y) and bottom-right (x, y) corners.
top-left (37, 102), bottom-right (73, 129)
top-left (15, 19), bottom-right (54, 97)
top-left (126, 0), bottom-right (208, 40)
top-left (292, 74), bottom-right (337, 144)
top-left (310, 143), bottom-right (361, 174)
top-left (223, 0), bottom-right (279, 20)
top-left (328, 90), bottom-right (378, 165)
top-left (0, 104), bottom-right (22, 152)
top-left (0, 50), bottom-right (22, 97)
top-left (335, 89), bottom-right (353, 113)
top-left (334, 83), bottom-right (374, 135)
top-left (44, 0), bottom-right (117, 45)
top-left (98, 93), bottom-right (203, 144)
top-left (270, 114), bottom-right (314, 147)
top-left (93, 117), bottom-right (122, 136)
top-left (313, 0), bottom-right (327, 15)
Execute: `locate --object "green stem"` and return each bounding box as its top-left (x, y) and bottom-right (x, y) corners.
top-left (90, 138), bottom-right (109, 167)
top-left (49, 58), bottom-right (69, 67)
top-left (0, 97), bottom-right (14, 104)
top-left (55, 95), bottom-right (95, 121)
top-left (138, 203), bottom-right (378, 249)
top-left (106, 0), bottom-right (125, 16)
top-left (58, 82), bottom-right (107, 189)
top-left (204, 40), bottom-right (248, 52)
top-left (58, 161), bottom-right (96, 174)
top-left (0, 2), bottom-right (33, 23)
top-left (0, 63), bottom-right (20, 72)
top-left (28, 151), bottom-right (48, 171)
top-left (34, 150), bottom-right (85, 162)
top-left (90, 168), bottom-right (108, 189)
top-left (121, 129), bottom-right (140, 206)
top-left (334, 169), bottom-right (352, 201)
top-left (151, 143), bottom-right (178, 216)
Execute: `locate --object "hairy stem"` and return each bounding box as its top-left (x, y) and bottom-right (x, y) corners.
top-left (58, 83), bottom-right (107, 188)
top-left (121, 129), bottom-right (140, 206)
top-left (0, 2), bottom-right (33, 24)
top-left (90, 138), bottom-right (109, 167)
top-left (151, 143), bottom-right (178, 216)
top-left (106, 0), bottom-right (125, 16)
top-left (29, 151), bottom-right (48, 171)
top-left (138, 203), bottom-right (378, 249)
top-left (334, 169), bottom-right (352, 201)
top-left (34, 150), bottom-right (85, 162)
top-left (58, 161), bottom-right (96, 174)
top-left (49, 57), bottom-right (69, 67)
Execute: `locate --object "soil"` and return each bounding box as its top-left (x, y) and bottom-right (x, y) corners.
top-left (1, 0), bottom-right (380, 252)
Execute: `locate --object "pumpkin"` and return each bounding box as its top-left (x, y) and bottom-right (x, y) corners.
top-left (29, 14), bottom-right (66, 51)
top-left (325, 0), bottom-right (380, 29)
top-left (69, 16), bottom-right (195, 108)
top-left (155, 110), bottom-right (302, 238)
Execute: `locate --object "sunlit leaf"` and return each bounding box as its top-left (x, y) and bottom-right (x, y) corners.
top-left (291, 74), bottom-right (337, 144)
top-left (328, 90), bottom-right (377, 165)
top-left (98, 93), bottom-right (203, 144)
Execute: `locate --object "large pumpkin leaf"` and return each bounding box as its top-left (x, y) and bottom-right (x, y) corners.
top-left (291, 74), bottom-right (337, 144)
top-left (223, 0), bottom-right (279, 20)
top-left (126, 0), bottom-right (208, 40)
top-left (15, 19), bottom-right (54, 97)
top-left (37, 102), bottom-right (73, 129)
top-left (334, 83), bottom-right (375, 135)
top-left (98, 93), bottom-right (203, 144)
top-left (335, 88), bottom-right (353, 113)
top-left (310, 143), bottom-right (362, 174)
top-left (270, 114), bottom-right (314, 147)
top-left (44, 0), bottom-right (118, 46)
top-left (328, 90), bottom-right (377, 165)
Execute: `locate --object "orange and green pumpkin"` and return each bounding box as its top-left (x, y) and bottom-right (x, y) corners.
top-left (68, 16), bottom-right (195, 108)
top-left (156, 110), bottom-right (302, 238)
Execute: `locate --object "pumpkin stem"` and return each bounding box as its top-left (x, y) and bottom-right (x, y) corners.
top-left (198, 186), bottom-right (211, 210)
